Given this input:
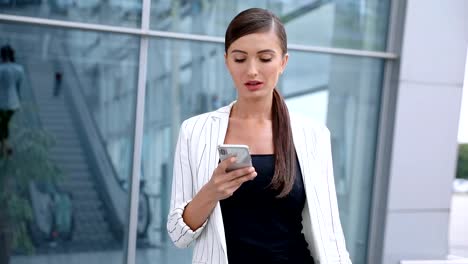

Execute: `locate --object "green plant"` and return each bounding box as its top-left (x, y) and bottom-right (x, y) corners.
top-left (456, 144), bottom-right (468, 180)
top-left (0, 125), bottom-right (62, 262)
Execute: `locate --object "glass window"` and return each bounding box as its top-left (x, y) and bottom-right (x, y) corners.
top-left (0, 0), bottom-right (142, 28)
top-left (284, 51), bottom-right (385, 264)
top-left (0, 2), bottom-right (391, 264)
top-left (150, 0), bottom-right (390, 51)
top-left (139, 37), bottom-right (384, 264)
top-left (138, 39), bottom-right (230, 264)
top-left (0, 22), bottom-right (139, 263)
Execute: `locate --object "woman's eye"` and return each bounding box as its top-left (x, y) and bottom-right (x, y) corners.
top-left (234, 58), bottom-right (246, 63)
top-left (260, 58), bottom-right (272, 62)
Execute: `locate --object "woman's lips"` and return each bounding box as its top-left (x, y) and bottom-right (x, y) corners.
top-left (244, 81), bottom-right (264, 91)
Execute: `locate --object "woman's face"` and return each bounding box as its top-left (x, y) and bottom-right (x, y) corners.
top-left (225, 30), bottom-right (288, 100)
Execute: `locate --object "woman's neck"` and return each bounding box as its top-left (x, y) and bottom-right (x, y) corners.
top-left (231, 95), bottom-right (273, 121)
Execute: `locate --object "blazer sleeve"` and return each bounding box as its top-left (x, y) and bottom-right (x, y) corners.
top-left (321, 126), bottom-right (353, 264)
top-left (167, 121), bottom-right (208, 248)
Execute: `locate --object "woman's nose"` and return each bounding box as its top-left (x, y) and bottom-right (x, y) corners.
top-left (247, 61), bottom-right (258, 77)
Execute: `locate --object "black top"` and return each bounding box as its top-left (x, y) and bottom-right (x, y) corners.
top-left (220, 155), bottom-right (315, 264)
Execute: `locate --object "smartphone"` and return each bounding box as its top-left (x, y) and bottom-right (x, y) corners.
top-left (217, 144), bottom-right (252, 172)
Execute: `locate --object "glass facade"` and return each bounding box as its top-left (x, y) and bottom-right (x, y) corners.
top-left (0, 0), bottom-right (141, 27)
top-left (0, 1), bottom-right (391, 264)
top-left (150, 0), bottom-right (389, 51)
top-left (0, 22), bottom-right (138, 263)
top-left (284, 52), bottom-right (385, 263)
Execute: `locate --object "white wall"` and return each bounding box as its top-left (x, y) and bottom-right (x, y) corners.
top-left (382, 1), bottom-right (468, 263)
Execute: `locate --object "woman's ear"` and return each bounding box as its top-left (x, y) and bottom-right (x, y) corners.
top-left (280, 53), bottom-right (289, 73)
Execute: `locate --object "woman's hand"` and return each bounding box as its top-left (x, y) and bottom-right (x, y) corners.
top-left (203, 157), bottom-right (257, 201)
top-left (182, 157), bottom-right (256, 230)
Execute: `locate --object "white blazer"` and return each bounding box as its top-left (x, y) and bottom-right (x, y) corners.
top-left (167, 102), bottom-right (352, 264)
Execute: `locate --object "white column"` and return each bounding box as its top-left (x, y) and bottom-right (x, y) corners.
top-left (382, 1), bottom-right (468, 263)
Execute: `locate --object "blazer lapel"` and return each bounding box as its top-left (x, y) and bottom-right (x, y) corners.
top-left (208, 102), bottom-right (234, 257)
top-left (291, 118), bottom-right (320, 198)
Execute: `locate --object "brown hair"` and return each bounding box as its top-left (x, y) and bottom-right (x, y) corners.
top-left (1, 45), bottom-right (15, 62)
top-left (225, 8), bottom-right (296, 198)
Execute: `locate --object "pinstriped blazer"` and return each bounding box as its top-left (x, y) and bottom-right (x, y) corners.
top-left (167, 102), bottom-right (352, 264)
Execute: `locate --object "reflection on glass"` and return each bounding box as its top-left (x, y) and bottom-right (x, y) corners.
top-left (138, 39), bottom-right (232, 264)
top-left (285, 51), bottom-right (385, 264)
top-left (285, 51), bottom-right (384, 264)
top-left (0, 0), bottom-right (141, 28)
top-left (0, 23), bottom-right (138, 264)
top-left (150, 0), bottom-right (390, 51)
top-left (285, 91), bottom-right (329, 124)
top-left (326, 55), bottom-right (384, 264)
top-left (0, 1), bottom-right (390, 263)
top-left (140, 37), bottom-right (384, 264)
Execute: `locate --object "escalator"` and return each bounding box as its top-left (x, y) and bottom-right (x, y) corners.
top-left (0, 24), bottom-right (150, 255)
top-left (27, 61), bottom-right (120, 252)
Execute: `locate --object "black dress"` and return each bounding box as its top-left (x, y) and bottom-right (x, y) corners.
top-left (220, 154), bottom-right (315, 264)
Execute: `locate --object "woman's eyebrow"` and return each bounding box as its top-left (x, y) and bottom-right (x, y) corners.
top-left (231, 49), bottom-right (247, 54)
top-left (230, 49), bottom-right (276, 54)
top-left (257, 49), bottom-right (276, 54)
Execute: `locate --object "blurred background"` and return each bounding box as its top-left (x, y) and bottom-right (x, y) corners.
top-left (0, 1), bottom-right (466, 264)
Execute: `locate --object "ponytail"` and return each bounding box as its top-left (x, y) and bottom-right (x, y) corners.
top-left (271, 88), bottom-right (296, 198)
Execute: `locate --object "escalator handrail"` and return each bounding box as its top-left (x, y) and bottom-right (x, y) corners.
top-left (59, 44), bottom-right (129, 236)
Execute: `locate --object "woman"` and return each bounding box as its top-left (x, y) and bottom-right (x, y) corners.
top-left (0, 45), bottom-right (24, 157)
top-left (167, 8), bottom-right (351, 264)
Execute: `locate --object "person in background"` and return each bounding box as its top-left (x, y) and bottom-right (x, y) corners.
top-left (0, 45), bottom-right (25, 157)
top-left (167, 8), bottom-right (351, 264)
top-left (53, 71), bottom-right (63, 97)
